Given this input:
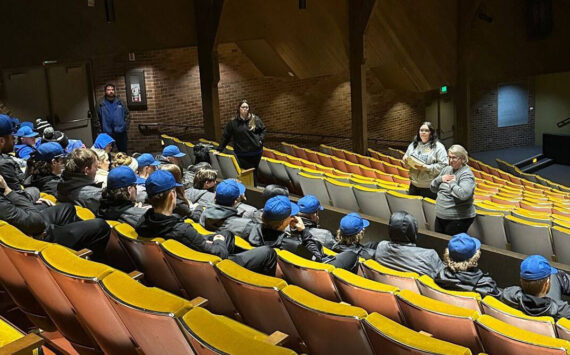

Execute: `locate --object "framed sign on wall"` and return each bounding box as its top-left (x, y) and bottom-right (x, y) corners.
top-left (125, 69), bottom-right (147, 110)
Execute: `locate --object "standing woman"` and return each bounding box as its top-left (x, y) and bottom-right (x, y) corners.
top-left (402, 122), bottom-right (447, 199)
top-left (430, 144), bottom-right (476, 235)
top-left (216, 99), bottom-right (266, 185)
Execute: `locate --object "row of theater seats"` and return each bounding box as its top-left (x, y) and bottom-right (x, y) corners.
top-left (495, 158), bottom-right (570, 193)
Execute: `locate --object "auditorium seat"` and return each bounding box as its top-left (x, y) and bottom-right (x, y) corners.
top-left (511, 208), bottom-right (552, 226)
top-left (422, 198), bottom-right (437, 231)
top-left (353, 186), bottom-right (391, 220)
top-left (181, 141), bottom-right (195, 167)
top-left (258, 158), bottom-right (273, 184)
top-left (282, 162), bottom-right (303, 194)
top-left (416, 275), bottom-right (482, 312)
top-left (0, 316), bottom-right (43, 355)
top-left (330, 156), bottom-right (347, 172)
top-left (396, 290), bottom-right (484, 354)
top-left (160, 239), bottom-right (239, 318)
top-left (358, 165), bottom-right (379, 179)
top-left (216, 152), bottom-right (255, 187)
top-left (40, 192), bottom-right (58, 204)
top-left (208, 150), bottom-right (224, 178)
top-left (179, 306), bottom-right (296, 355)
top-left (280, 285), bottom-right (373, 355)
top-left (114, 223), bottom-right (184, 296)
top-left (386, 191), bottom-right (428, 230)
top-left (276, 250), bottom-right (340, 301)
top-left (363, 312), bottom-right (472, 355)
top-left (467, 211), bottom-right (509, 249)
top-left (332, 268), bottom-right (402, 323)
top-left (552, 226), bottom-right (570, 265)
top-left (100, 271), bottom-right (203, 354)
top-left (267, 159), bottom-right (294, 190)
top-left (75, 205), bottom-right (95, 220)
top-left (556, 318), bottom-right (570, 341)
top-left (40, 244), bottom-right (138, 355)
top-left (215, 259), bottom-right (305, 352)
top-left (481, 296), bottom-right (556, 337)
top-left (361, 259), bottom-right (420, 293)
top-left (504, 215), bottom-right (554, 259)
top-left (350, 176), bottom-right (378, 189)
top-left (297, 172), bottom-right (331, 207)
top-left (323, 178), bottom-right (360, 212)
top-left (475, 315), bottom-right (570, 354)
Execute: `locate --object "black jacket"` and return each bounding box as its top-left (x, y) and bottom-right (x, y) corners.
top-left (0, 191), bottom-right (46, 236)
top-left (24, 174), bottom-right (61, 195)
top-left (246, 223), bottom-right (301, 254)
top-left (218, 115), bottom-right (266, 155)
top-left (0, 153), bottom-right (25, 191)
top-left (57, 173), bottom-right (102, 213)
top-left (135, 208), bottom-right (230, 259)
top-left (436, 267), bottom-right (502, 298)
top-left (287, 217), bottom-right (337, 249)
top-left (98, 199), bottom-right (147, 226)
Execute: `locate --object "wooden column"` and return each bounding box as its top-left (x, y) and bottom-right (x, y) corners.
top-left (349, 0), bottom-right (375, 155)
top-left (194, 0), bottom-right (224, 141)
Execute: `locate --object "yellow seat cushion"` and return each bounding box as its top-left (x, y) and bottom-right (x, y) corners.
top-left (40, 192), bottom-right (58, 204)
top-left (235, 236), bottom-right (253, 250)
top-left (41, 244), bottom-right (114, 279)
top-left (418, 275), bottom-right (481, 301)
top-left (365, 313), bottom-right (471, 355)
top-left (106, 220), bottom-right (121, 227)
top-left (277, 250), bottom-right (334, 272)
top-left (482, 296), bottom-right (554, 323)
top-left (281, 285), bottom-right (367, 319)
top-left (398, 290), bottom-right (480, 319)
top-left (0, 224), bottom-right (50, 251)
top-left (0, 317), bottom-right (24, 347)
top-left (387, 190), bottom-right (422, 200)
top-left (477, 315), bottom-right (570, 350)
top-left (333, 268), bottom-right (398, 294)
top-left (114, 223), bottom-right (139, 240)
top-left (184, 220), bottom-right (214, 235)
top-left (363, 259), bottom-right (419, 278)
top-left (161, 239), bottom-right (221, 264)
top-left (74, 205), bottom-right (95, 220)
top-left (101, 271), bottom-right (190, 316)
top-left (216, 259), bottom-right (287, 290)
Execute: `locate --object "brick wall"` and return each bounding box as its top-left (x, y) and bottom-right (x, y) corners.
top-left (91, 43), bottom-right (430, 153)
top-left (470, 80), bottom-right (535, 152)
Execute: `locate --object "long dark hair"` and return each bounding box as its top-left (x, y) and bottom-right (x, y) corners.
top-left (235, 99), bottom-right (256, 130)
top-left (412, 121), bottom-right (438, 148)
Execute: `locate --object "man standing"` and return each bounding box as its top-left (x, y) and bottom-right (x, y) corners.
top-left (93, 84), bottom-right (130, 153)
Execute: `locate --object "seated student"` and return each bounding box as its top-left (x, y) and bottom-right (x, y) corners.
top-left (250, 184), bottom-right (289, 223)
top-left (159, 145), bottom-right (193, 188)
top-left (98, 166), bottom-right (148, 226)
top-left (435, 233), bottom-right (501, 297)
top-left (186, 162), bottom-right (213, 186)
top-left (136, 153), bottom-right (159, 203)
top-left (57, 148), bottom-right (103, 213)
top-left (92, 149), bottom-right (110, 188)
top-left (43, 127), bottom-right (84, 154)
top-left (110, 152), bottom-right (138, 172)
top-left (0, 115), bottom-right (35, 195)
top-left (135, 170), bottom-right (277, 275)
top-left (0, 173), bottom-right (110, 261)
top-left (235, 191), bottom-right (258, 219)
top-left (288, 195), bottom-right (336, 249)
top-left (185, 167), bottom-right (217, 206)
top-left (23, 142), bottom-right (65, 195)
top-left (14, 126), bottom-right (38, 160)
top-left (501, 255), bottom-right (570, 320)
top-left (160, 164), bottom-right (194, 218)
top-left (92, 133), bottom-right (115, 153)
top-left (199, 179), bottom-right (254, 237)
top-left (332, 212), bottom-right (378, 260)
top-left (375, 211), bottom-right (444, 278)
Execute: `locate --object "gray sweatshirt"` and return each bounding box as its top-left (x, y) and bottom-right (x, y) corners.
top-left (403, 141), bottom-right (448, 188)
top-left (430, 164), bottom-right (476, 220)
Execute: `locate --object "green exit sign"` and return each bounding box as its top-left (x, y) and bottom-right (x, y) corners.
top-left (440, 85), bottom-right (448, 94)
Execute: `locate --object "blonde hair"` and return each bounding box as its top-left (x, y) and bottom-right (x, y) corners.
top-left (443, 248), bottom-right (480, 272)
top-left (92, 148), bottom-right (109, 165)
top-left (111, 152), bottom-right (134, 170)
top-left (336, 229), bottom-right (364, 246)
top-left (448, 144), bottom-right (469, 164)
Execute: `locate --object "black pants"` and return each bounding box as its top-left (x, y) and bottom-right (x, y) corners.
top-left (409, 184), bottom-right (437, 199)
top-left (236, 153), bottom-right (262, 186)
top-left (111, 132), bottom-right (128, 153)
top-left (328, 251), bottom-right (359, 273)
top-left (434, 217), bottom-right (475, 236)
top-left (229, 246), bottom-right (277, 276)
top-left (40, 203), bottom-right (111, 261)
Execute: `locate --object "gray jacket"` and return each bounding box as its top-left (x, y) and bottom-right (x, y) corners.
top-left (430, 165), bottom-right (476, 220)
top-left (236, 202), bottom-right (258, 219)
top-left (57, 173), bottom-right (102, 213)
top-left (199, 204), bottom-right (254, 237)
top-left (403, 141), bottom-right (448, 188)
top-left (185, 187), bottom-right (215, 206)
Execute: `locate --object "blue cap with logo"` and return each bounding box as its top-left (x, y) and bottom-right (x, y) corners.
top-left (145, 170), bottom-right (182, 196)
top-left (297, 195), bottom-right (324, 214)
top-left (0, 115), bottom-right (16, 136)
top-left (215, 179), bottom-right (246, 206)
top-left (93, 133), bottom-right (115, 149)
top-left (448, 233), bottom-right (481, 262)
top-left (36, 142), bottom-right (65, 161)
top-left (263, 195), bottom-right (299, 221)
top-left (20, 122), bottom-right (34, 130)
top-left (520, 255), bottom-right (558, 281)
top-left (15, 126), bottom-right (39, 138)
top-left (340, 212), bottom-right (370, 236)
top-left (107, 166), bottom-right (140, 190)
top-left (137, 153), bottom-right (160, 168)
top-left (162, 145), bottom-right (186, 158)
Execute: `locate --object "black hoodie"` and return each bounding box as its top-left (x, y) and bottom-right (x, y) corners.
top-left (136, 208), bottom-right (230, 258)
top-left (57, 173), bottom-right (102, 213)
top-left (217, 114), bottom-right (266, 156)
top-left (98, 199), bottom-right (147, 226)
top-left (436, 268), bottom-right (502, 298)
top-left (24, 174), bottom-right (61, 195)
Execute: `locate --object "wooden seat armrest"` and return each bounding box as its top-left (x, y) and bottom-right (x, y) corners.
top-left (74, 249), bottom-right (93, 258)
top-left (189, 296), bottom-right (208, 308)
top-left (264, 331), bottom-right (289, 346)
top-left (0, 333), bottom-right (43, 355)
top-left (128, 270), bottom-right (144, 281)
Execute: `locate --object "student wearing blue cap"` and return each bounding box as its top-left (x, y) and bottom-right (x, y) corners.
top-left (288, 195), bottom-right (336, 249)
top-left (57, 148), bottom-right (103, 213)
top-left (136, 170), bottom-right (277, 275)
top-left (14, 126), bottom-right (39, 160)
top-left (23, 142), bottom-right (65, 195)
top-left (435, 233), bottom-right (501, 297)
top-left (332, 212), bottom-right (379, 260)
top-left (375, 211), bottom-right (444, 278)
top-left (92, 133), bottom-right (115, 153)
top-left (98, 166), bottom-right (148, 226)
top-left (249, 184), bottom-right (290, 223)
top-left (501, 255), bottom-right (570, 320)
top-left (135, 153), bottom-right (160, 204)
top-left (159, 145), bottom-right (194, 188)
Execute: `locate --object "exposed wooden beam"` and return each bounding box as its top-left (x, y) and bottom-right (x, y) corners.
top-left (349, 0), bottom-right (376, 155)
top-left (194, 0), bottom-right (224, 141)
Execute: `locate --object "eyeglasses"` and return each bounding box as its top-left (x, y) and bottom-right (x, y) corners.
top-left (419, 129), bottom-right (430, 133)
top-left (240, 106), bottom-right (249, 110)
top-left (448, 156), bottom-right (460, 161)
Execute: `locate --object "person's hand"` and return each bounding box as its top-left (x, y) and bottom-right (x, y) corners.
top-left (0, 175), bottom-right (11, 196)
top-left (289, 216), bottom-right (305, 232)
top-left (37, 198), bottom-right (55, 206)
top-left (213, 234), bottom-right (226, 242)
top-left (442, 174), bottom-right (456, 183)
top-left (415, 164), bottom-right (427, 171)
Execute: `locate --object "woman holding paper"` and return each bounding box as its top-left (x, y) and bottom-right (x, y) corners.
top-left (402, 122), bottom-right (447, 199)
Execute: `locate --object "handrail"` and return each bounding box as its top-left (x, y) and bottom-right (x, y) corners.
top-left (556, 117), bottom-right (570, 128)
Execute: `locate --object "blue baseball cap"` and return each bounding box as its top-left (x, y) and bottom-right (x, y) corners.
top-left (297, 195), bottom-right (324, 214)
top-left (145, 170), bottom-right (182, 196)
top-left (448, 233), bottom-right (481, 262)
top-left (93, 133), bottom-right (115, 149)
top-left (263, 195), bottom-right (299, 221)
top-left (520, 255), bottom-right (558, 281)
top-left (107, 166), bottom-right (140, 190)
top-left (162, 145), bottom-right (186, 158)
top-left (36, 142), bottom-right (65, 161)
top-left (340, 212), bottom-right (370, 236)
top-left (137, 153), bottom-right (160, 168)
top-left (215, 179), bottom-right (246, 206)
top-left (20, 122), bottom-right (34, 129)
top-left (0, 115), bottom-right (16, 136)
top-left (15, 126), bottom-right (39, 138)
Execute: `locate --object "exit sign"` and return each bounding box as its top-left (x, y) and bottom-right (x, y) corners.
top-left (440, 85), bottom-right (448, 94)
